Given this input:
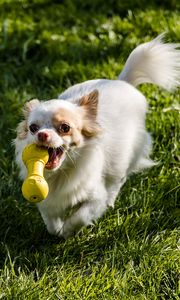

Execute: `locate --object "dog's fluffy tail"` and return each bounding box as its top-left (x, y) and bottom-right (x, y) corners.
top-left (118, 34), bottom-right (180, 91)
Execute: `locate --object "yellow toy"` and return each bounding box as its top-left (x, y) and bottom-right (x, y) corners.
top-left (22, 144), bottom-right (49, 203)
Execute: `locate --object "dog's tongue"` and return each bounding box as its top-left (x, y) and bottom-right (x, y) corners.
top-left (48, 148), bottom-right (57, 162)
top-left (45, 148), bottom-right (62, 169)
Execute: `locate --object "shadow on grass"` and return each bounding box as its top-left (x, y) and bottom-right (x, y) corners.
top-left (0, 169), bottom-right (178, 275)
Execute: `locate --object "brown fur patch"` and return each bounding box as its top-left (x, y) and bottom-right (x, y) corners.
top-left (52, 108), bottom-right (82, 132)
top-left (81, 121), bottom-right (102, 138)
top-left (52, 108), bottom-right (83, 146)
top-left (79, 90), bottom-right (99, 120)
top-left (79, 90), bottom-right (102, 138)
top-left (23, 99), bottom-right (40, 118)
top-left (16, 120), bottom-right (28, 139)
top-left (52, 92), bottom-right (102, 142)
top-left (16, 99), bottom-right (40, 140)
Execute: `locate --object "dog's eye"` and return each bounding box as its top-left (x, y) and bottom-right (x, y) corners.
top-left (29, 123), bottom-right (39, 133)
top-left (59, 123), bottom-right (70, 134)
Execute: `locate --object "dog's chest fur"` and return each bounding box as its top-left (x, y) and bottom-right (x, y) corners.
top-left (38, 143), bottom-right (104, 218)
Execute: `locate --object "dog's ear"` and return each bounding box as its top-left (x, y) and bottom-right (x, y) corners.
top-left (78, 90), bottom-right (102, 138)
top-left (22, 99), bottom-right (40, 118)
top-left (16, 120), bottom-right (28, 139)
top-left (16, 99), bottom-right (40, 140)
top-left (79, 90), bottom-right (99, 120)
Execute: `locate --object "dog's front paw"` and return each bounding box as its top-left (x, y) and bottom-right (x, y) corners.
top-left (45, 218), bottom-right (64, 237)
top-left (59, 224), bottom-right (75, 239)
top-left (59, 220), bottom-right (83, 239)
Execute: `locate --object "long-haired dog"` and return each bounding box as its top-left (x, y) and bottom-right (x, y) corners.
top-left (15, 35), bottom-right (180, 238)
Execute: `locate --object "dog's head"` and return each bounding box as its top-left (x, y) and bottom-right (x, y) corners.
top-left (15, 90), bottom-right (101, 172)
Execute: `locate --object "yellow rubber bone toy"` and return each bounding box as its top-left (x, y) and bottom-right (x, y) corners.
top-left (22, 144), bottom-right (49, 203)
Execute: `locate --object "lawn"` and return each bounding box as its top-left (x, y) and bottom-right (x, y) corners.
top-left (0, 0), bottom-right (179, 299)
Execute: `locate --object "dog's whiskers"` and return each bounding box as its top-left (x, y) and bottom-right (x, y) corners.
top-left (60, 168), bottom-right (70, 182)
top-left (72, 149), bottom-right (81, 157)
top-left (66, 151), bottom-right (76, 167)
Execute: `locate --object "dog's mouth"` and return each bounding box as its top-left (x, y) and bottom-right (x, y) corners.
top-left (45, 147), bottom-right (64, 170)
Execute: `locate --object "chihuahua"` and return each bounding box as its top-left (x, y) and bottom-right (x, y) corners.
top-left (15, 35), bottom-right (180, 238)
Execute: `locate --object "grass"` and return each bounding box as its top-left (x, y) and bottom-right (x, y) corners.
top-left (0, 0), bottom-right (179, 299)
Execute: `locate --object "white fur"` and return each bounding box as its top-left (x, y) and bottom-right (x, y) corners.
top-left (119, 34), bottom-right (180, 90)
top-left (15, 35), bottom-right (180, 238)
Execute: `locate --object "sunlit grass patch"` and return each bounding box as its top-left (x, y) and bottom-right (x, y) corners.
top-left (0, 1), bottom-right (179, 299)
